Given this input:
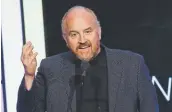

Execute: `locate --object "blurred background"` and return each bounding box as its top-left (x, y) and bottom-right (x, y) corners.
top-left (1, 0), bottom-right (172, 111)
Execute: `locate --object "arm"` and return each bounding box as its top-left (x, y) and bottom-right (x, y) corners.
top-left (17, 61), bottom-right (46, 112)
top-left (137, 56), bottom-right (159, 112)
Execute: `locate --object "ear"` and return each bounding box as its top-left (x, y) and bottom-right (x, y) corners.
top-left (63, 33), bottom-right (67, 41)
top-left (98, 27), bottom-right (101, 40)
top-left (62, 34), bottom-right (69, 47)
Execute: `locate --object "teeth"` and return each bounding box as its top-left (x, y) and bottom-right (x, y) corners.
top-left (80, 46), bottom-right (89, 49)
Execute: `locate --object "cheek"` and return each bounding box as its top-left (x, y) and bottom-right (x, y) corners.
top-left (66, 39), bottom-right (78, 50)
top-left (90, 35), bottom-right (100, 47)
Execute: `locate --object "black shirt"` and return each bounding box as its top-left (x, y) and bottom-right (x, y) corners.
top-left (75, 47), bottom-right (109, 112)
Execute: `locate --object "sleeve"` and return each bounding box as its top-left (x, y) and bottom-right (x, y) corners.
top-left (17, 60), bottom-right (46, 112)
top-left (137, 56), bottom-right (159, 112)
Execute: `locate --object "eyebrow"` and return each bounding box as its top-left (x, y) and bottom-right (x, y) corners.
top-left (69, 30), bottom-right (79, 34)
top-left (68, 27), bottom-right (92, 34)
top-left (84, 27), bottom-right (92, 31)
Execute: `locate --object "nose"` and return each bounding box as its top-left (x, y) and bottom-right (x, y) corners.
top-left (78, 35), bottom-right (86, 44)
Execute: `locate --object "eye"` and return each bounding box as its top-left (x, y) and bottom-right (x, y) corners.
top-left (85, 30), bottom-right (92, 34)
top-left (71, 33), bottom-right (76, 37)
top-left (70, 33), bottom-right (78, 38)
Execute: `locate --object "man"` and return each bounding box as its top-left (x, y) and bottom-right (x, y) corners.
top-left (17, 6), bottom-right (159, 112)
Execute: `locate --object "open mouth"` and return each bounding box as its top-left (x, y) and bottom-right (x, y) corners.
top-left (79, 46), bottom-right (90, 49)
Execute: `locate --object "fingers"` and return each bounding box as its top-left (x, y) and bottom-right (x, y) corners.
top-left (21, 41), bottom-right (38, 63)
top-left (30, 52), bottom-right (38, 62)
top-left (22, 42), bottom-right (33, 57)
top-left (22, 41), bottom-right (31, 54)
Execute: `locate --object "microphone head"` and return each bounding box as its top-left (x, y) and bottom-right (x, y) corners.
top-left (81, 60), bottom-right (90, 71)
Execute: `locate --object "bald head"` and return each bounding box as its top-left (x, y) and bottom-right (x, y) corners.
top-left (61, 5), bottom-right (102, 61)
top-left (61, 6), bottom-right (100, 35)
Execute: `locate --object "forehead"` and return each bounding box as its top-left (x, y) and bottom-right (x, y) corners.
top-left (65, 10), bottom-right (96, 32)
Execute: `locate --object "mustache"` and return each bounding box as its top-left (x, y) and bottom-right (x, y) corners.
top-left (77, 41), bottom-right (91, 49)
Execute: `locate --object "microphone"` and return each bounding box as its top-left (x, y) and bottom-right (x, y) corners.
top-left (81, 60), bottom-right (90, 76)
top-left (76, 61), bottom-right (90, 112)
top-left (80, 61), bottom-right (90, 86)
top-left (68, 61), bottom-right (90, 112)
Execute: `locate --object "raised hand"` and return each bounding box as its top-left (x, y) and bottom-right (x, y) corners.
top-left (21, 41), bottom-right (38, 90)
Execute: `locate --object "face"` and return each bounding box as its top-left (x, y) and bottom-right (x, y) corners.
top-left (63, 11), bottom-right (101, 61)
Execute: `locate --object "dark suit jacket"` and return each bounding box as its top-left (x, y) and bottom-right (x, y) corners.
top-left (17, 46), bottom-right (159, 112)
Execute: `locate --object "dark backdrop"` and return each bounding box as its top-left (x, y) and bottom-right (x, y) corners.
top-left (42, 0), bottom-right (172, 112)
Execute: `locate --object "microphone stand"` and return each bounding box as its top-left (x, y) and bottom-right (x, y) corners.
top-left (79, 61), bottom-right (89, 112)
top-left (80, 70), bottom-right (86, 112)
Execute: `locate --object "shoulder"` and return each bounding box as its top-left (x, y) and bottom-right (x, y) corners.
top-left (105, 47), bottom-right (148, 78)
top-left (105, 47), bottom-right (144, 64)
top-left (106, 47), bottom-right (143, 59)
top-left (39, 51), bottom-right (71, 68)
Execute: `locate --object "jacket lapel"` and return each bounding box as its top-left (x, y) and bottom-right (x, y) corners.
top-left (60, 51), bottom-right (76, 112)
top-left (105, 48), bottom-right (123, 112)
